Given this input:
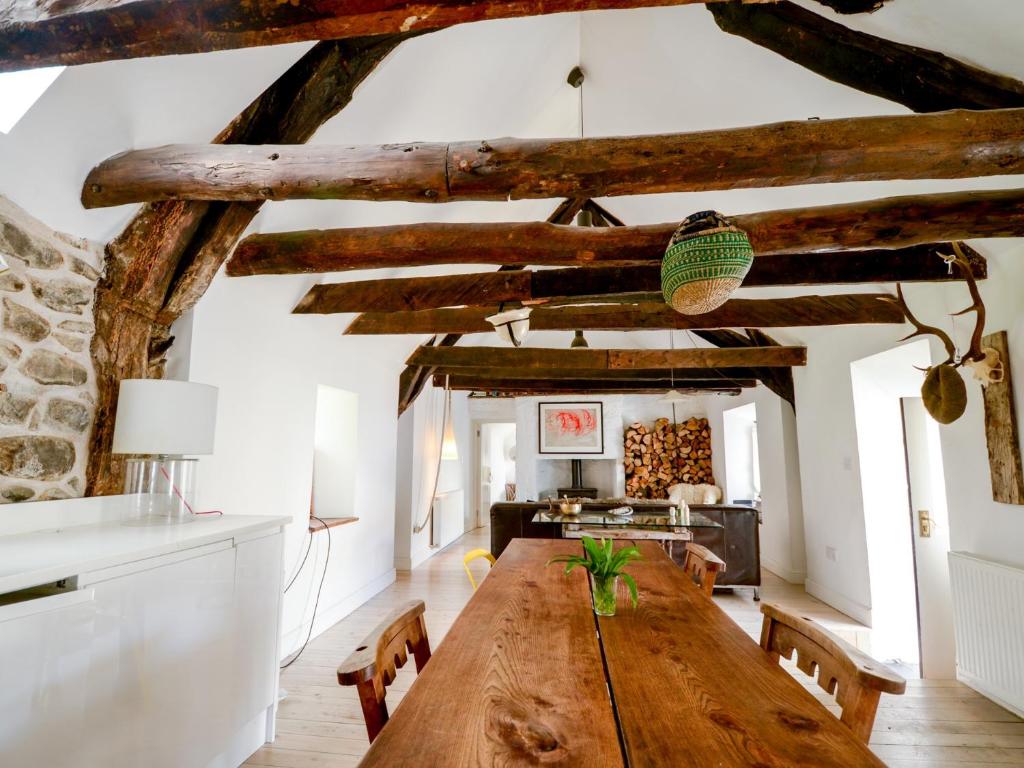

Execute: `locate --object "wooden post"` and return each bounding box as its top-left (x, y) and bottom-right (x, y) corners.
top-left (980, 331), bottom-right (1024, 504)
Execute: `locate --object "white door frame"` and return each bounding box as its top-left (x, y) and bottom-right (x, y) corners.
top-left (471, 418), bottom-right (517, 530)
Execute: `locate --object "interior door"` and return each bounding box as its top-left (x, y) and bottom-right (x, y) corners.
top-left (902, 397), bottom-right (957, 678)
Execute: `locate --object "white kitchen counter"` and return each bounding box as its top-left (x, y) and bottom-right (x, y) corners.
top-left (0, 495), bottom-right (291, 768)
top-left (0, 511), bottom-right (290, 594)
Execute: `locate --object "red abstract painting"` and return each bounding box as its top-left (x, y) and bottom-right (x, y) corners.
top-left (538, 402), bottom-right (604, 454)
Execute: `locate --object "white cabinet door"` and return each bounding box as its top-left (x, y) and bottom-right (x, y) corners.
top-left (0, 590), bottom-right (98, 767)
top-left (225, 532), bottom-right (284, 753)
top-left (82, 545), bottom-right (237, 768)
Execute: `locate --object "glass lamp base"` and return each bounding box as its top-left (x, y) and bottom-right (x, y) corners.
top-left (122, 457), bottom-right (197, 525)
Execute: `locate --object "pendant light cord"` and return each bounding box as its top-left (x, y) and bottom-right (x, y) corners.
top-left (413, 377), bottom-right (451, 535)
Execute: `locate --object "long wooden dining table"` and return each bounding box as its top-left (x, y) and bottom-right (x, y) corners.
top-left (358, 538), bottom-right (885, 767)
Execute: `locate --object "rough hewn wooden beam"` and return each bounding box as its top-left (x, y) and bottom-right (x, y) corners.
top-left (429, 366), bottom-right (761, 381)
top-left (230, 188), bottom-right (1024, 274)
top-left (708, 1), bottom-right (1024, 113)
top-left (0, 0), bottom-right (775, 73)
top-left (814, 0), bottom-right (889, 11)
top-left (293, 244), bottom-right (985, 313)
top-left (438, 376), bottom-right (753, 394)
top-left (346, 294), bottom-right (902, 335)
top-left (86, 35), bottom-right (411, 496)
top-left (408, 345), bottom-right (806, 370)
top-left (82, 108), bottom-right (1024, 207)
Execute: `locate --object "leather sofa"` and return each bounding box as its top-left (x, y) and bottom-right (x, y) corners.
top-left (489, 500), bottom-right (761, 597)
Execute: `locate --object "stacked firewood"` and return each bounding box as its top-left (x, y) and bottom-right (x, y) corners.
top-left (624, 417), bottom-right (715, 498)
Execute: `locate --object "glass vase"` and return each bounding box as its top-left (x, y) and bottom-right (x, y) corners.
top-left (591, 574), bottom-right (619, 616)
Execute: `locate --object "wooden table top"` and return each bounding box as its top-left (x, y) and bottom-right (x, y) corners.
top-left (359, 539), bottom-right (885, 767)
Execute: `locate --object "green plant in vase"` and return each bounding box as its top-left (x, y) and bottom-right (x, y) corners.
top-left (548, 536), bottom-right (642, 616)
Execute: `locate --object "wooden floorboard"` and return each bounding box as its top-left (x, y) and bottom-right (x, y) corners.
top-left (246, 527), bottom-right (1024, 767)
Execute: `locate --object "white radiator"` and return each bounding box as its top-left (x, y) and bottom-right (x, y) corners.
top-left (948, 551), bottom-right (1024, 716)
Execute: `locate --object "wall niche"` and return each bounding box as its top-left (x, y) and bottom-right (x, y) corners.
top-left (624, 417), bottom-right (714, 498)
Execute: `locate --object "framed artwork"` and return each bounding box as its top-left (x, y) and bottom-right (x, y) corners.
top-left (538, 401), bottom-right (604, 455)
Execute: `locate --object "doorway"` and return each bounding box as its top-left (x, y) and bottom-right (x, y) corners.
top-left (850, 340), bottom-right (956, 678)
top-left (723, 402), bottom-right (760, 505)
top-left (474, 422), bottom-right (516, 530)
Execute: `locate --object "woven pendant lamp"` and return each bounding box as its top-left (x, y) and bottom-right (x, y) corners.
top-left (661, 210), bottom-right (754, 315)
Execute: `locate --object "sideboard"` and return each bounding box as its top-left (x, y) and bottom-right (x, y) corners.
top-left (0, 495), bottom-right (289, 768)
top-left (490, 500), bottom-right (761, 596)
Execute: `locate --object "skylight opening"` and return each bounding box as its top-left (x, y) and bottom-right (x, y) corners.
top-left (0, 66), bottom-right (65, 134)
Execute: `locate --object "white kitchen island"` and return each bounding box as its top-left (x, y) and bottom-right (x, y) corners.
top-left (0, 495), bottom-right (289, 768)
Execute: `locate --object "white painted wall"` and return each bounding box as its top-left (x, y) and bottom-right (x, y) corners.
top-left (789, 243), bottom-right (1024, 627)
top-left (704, 387), bottom-right (807, 584)
top-left (186, 274), bottom-right (409, 656)
top-left (514, 394), bottom-right (626, 500)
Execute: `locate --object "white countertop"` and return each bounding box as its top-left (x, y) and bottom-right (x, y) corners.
top-left (0, 513), bottom-right (290, 595)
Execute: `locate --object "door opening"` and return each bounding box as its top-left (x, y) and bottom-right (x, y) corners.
top-left (475, 422), bottom-right (516, 530)
top-left (851, 340), bottom-right (955, 678)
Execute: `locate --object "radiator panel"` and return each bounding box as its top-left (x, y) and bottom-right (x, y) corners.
top-left (949, 551), bottom-right (1024, 717)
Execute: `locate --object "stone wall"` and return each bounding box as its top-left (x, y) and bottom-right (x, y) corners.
top-left (0, 196), bottom-right (101, 503)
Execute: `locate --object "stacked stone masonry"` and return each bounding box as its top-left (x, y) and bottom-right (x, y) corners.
top-left (0, 196), bottom-right (101, 503)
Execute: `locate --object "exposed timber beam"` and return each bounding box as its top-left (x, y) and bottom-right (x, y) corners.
top-left (0, 0), bottom-right (773, 74)
top-left (708, 1), bottom-right (1024, 113)
top-left (82, 108), bottom-right (1024, 207)
top-left (346, 294), bottom-right (902, 335)
top-left (407, 346), bottom-right (807, 370)
top-left (85, 34), bottom-right (412, 496)
top-left (437, 376), bottom-right (753, 394)
top-left (428, 366), bottom-right (762, 381)
top-left (814, 0), bottom-right (889, 11)
top-left (395, 197), bottom-right (585, 417)
top-left (229, 188), bottom-right (1024, 275)
top-left (293, 244), bottom-right (985, 314)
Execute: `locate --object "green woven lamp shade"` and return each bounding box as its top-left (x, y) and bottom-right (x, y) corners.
top-left (661, 210), bottom-right (754, 315)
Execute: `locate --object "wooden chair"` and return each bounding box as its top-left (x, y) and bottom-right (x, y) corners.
top-left (463, 548), bottom-right (496, 591)
top-left (759, 603), bottom-right (906, 743)
top-left (337, 600), bottom-right (431, 742)
top-left (682, 542), bottom-right (725, 597)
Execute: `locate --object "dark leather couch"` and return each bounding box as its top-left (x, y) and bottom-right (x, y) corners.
top-left (489, 500), bottom-right (761, 596)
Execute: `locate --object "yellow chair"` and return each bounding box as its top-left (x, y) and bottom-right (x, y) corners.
top-left (463, 549), bottom-right (496, 590)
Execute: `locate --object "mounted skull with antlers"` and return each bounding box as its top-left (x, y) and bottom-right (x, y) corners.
top-left (881, 243), bottom-right (1002, 424)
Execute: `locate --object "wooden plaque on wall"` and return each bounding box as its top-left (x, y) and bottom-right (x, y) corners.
top-left (981, 331), bottom-right (1024, 505)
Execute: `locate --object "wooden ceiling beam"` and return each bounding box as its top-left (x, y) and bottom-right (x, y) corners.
top-left (708, 1), bottom-right (1024, 113)
top-left (346, 294), bottom-right (902, 335)
top-left (82, 108), bottom-right (1024, 207)
top-left (436, 376), bottom-right (754, 394)
top-left (292, 244), bottom-right (985, 314)
top-left (430, 366), bottom-right (761, 381)
top-left (408, 345), bottom-right (806, 369)
top-left (0, 0), bottom-right (771, 73)
top-left (230, 188), bottom-right (1024, 275)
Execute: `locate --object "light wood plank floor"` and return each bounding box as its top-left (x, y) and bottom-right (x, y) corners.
top-left (247, 528), bottom-right (1024, 767)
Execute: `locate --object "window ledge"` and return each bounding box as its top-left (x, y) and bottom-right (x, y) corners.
top-left (309, 516), bottom-right (359, 533)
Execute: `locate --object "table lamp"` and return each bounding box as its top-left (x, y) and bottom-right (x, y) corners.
top-left (112, 379), bottom-right (218, 524)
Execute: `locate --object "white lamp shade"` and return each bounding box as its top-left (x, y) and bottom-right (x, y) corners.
top-left (486, 307), bottom-right (531, 347)
top-left (112, 379), bottom-right (218, 456)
